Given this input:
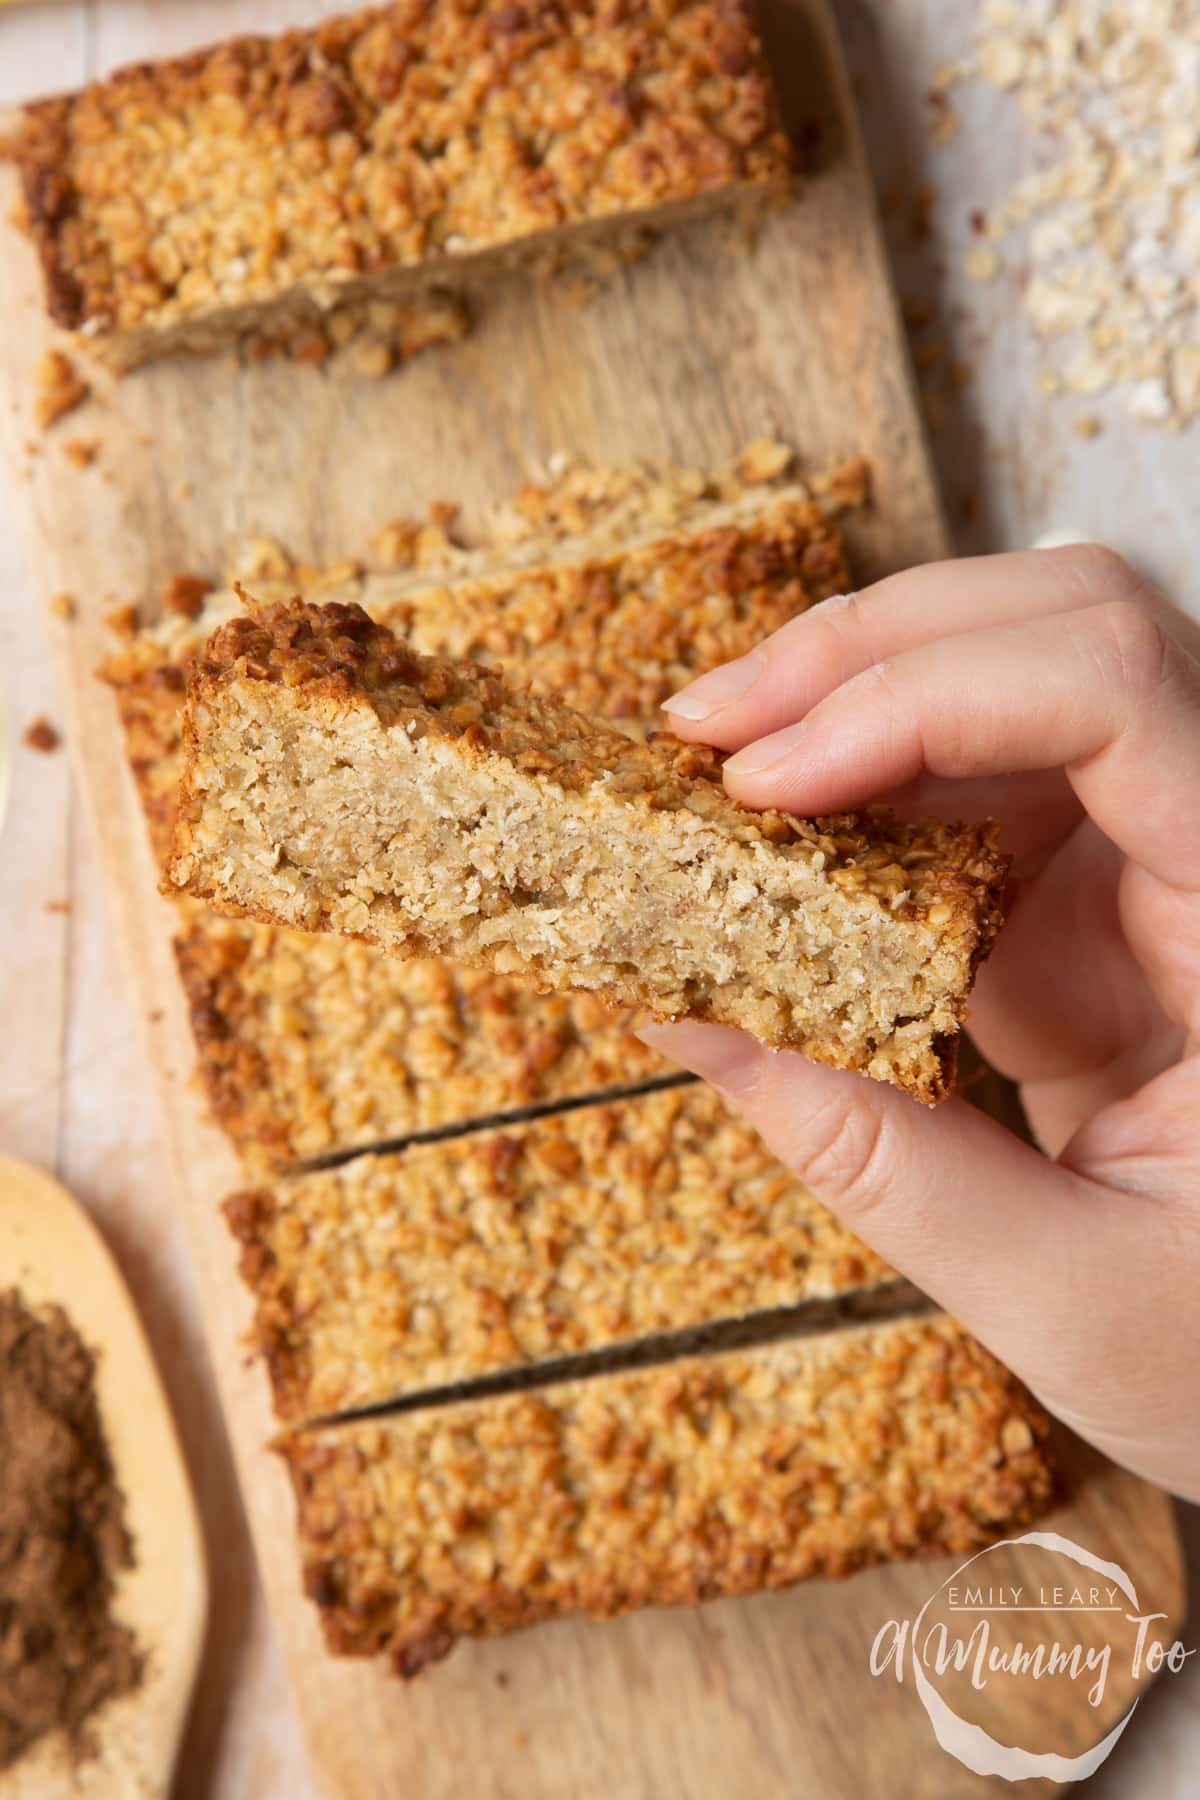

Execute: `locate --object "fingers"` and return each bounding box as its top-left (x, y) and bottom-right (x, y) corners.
top-left (639, 1020), bottom-right (1200, 1500)
top-left (965, 819), bottom-right (1174, 1111)
top-left (870, 767), bottom-right (1083, 874)
top-left (663, 544), bottom-right (1177, 749)
top-left (633, 1019), bottom-right (1091, 1363)
top-left (719, 600), bottom-right (1200, 892)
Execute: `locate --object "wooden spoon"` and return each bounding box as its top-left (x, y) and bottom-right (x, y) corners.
top-left (0, 1156), bottom-right (207, 1798)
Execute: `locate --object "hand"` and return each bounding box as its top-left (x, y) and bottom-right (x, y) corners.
top-left (641, 545), bottom-right (1200, 1501)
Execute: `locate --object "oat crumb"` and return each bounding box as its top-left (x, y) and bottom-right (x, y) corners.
top-left (44, 899), bottom-right (71, 915)
top-left (1072, 414), bottom-right (1104, 439)
top-left (35, 349), bottom-right (89, 431)
top-left (49, 592), bottom-right (76, 621)
top-left (735, 438), bottom-right (793, 484)
top-left (24, 716), bottom-right (60, 753)
top-left (162, 574), bottom-right (213, 619)
top-left (104, 602), bottom-right (139, 640)
top-left (351, 341), bottom-right (394, 380)
top-left (62, 437), bottom-right (97, 469)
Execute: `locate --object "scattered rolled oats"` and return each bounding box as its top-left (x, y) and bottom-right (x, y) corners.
top-left (964, 245), bottom-right (1001, 282)
top-left (963, 0), bottom-right (1200, 429)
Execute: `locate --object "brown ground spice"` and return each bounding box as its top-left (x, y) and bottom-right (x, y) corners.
top-left (0, 1289), bottom-right (143, 1771)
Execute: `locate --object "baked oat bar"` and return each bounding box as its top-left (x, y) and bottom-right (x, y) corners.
top-left (101, 484), bottom-right (846, 865)
top-left (166, 601), bottom-right (1008, 1102)
top-left (8, 0), bottom-right (791, 369)
top-left (281, 1316), bottom-right (1055, 1675)
top-left (101, 488), bottom-right (837, 1165)
top-left (225, 1081), bottom-right (893, 1420)
top-left (177, 912), bottom-right (664, 1173)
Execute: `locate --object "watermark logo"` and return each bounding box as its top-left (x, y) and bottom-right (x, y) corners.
top-left (869, 1530), bottom-right (1193, 1781)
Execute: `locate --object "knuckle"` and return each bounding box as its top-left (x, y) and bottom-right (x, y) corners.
top-left (1056, 542), bottom-right (1142, 604)
top-left (779, 588), bottom-right (869, 673)
top-left (1093, 598), bottom-right (1174, 696)
top-left (795, 1100), bottom-right (895, 1208)
top-left (848, 656), bottom-right (902, 706)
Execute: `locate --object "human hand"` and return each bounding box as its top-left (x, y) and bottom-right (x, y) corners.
top-left (640, 546), bottom-right (1200, 1501)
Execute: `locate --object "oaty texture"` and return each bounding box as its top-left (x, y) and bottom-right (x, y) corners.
top-left (225, 1082), bottom-right (893, 1421)
top-left (101, 486), bottom-right (846, 867)
top-left (101, 480), bottom-right (845, 1164)
top-left (166, 599), bottom-right (1008, 1102)
top-left (177, 912), bottom-right (663, 1173)
top-left (8, 0), bottom-right (791, 368)
top-left (282, 1316), bottom-right (1054, 1676)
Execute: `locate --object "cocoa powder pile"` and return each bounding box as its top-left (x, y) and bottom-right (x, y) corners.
top-left (0, 1288), bottom-right (143, 1771)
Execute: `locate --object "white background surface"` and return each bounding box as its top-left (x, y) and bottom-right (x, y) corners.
top-left (0, 2), bottom-right (1195, 1794)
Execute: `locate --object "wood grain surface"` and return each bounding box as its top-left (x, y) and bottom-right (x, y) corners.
top-left (0, 1), bottom-right (1187, 1795)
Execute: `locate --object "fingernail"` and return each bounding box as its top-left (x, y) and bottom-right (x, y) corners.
top-left (723, 719), bottom-right (808, 778)
top-left (636, 1021), bottom-right (766, 1092)
top-left (662, 648), bottom-right (767, 722)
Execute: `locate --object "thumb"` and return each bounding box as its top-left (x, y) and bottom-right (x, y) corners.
top-left (634, 1022), bottom-right (1081, 1332)
top-left (637, 1021), bottom-right (1199, 1498)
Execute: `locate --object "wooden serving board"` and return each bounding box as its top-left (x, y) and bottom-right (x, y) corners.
top-left (0, 2), bottom-right (1184, 1795)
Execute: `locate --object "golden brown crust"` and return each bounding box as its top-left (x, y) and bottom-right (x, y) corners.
top-left (100, 488), bottom-right (847, 865)
top-left (103, 485), bottom-right (846, 1157)
top-left (166, 596), bottom-right (1008, 1101)
top-left (9, 0), bottom-right (791, 356)
top-left (177, 913), bottom-right (664, 1174)
top-left (224, 1082), bottom-right (893, 1421)
top-left (280, 1318), bottom-right (1055, 1675)
top-left (184, 595), bottom-right (1008, 929)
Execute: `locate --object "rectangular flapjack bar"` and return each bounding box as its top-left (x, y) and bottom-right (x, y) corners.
top-left (165, 600), bottom-right (1007, 1102)
top-left (177, 913), bottom-right (664, 1172)
top-left (225, 1081), bottom-right (893, 1420)
top-left (101, 484), bottom-right (846, 865)
top-left (8, 0), bottom-right (792, 368)
top-left (280, 1317), bottom-right (1055, 1675)
top-left (102, 485), bottom-right (838, 1165)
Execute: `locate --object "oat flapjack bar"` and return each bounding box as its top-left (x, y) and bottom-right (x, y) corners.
top-left (166, 600), bottom-right (1007, 1102)
top-left (9, 0), bottom-right (792, 369)
top-left (105, 486), bottom-right (843, 1159)
top-left (178, 913), bottom-right (663, 1173)
top-left (225, 1081), bottom-right (894, 1421)
top-left (101, 485), bottom-right (847, 865)
top-left (281, 1316), bottom-right (1055, 1675)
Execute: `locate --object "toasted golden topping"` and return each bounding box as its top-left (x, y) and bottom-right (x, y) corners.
top-left (282, 1318), bottom-right (1054, 1675)
top-left (201, 593), bottom-right (1009, 927)
top-left (11, 0), bottom-right (791, 337)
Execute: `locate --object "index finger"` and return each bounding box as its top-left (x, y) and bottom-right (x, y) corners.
top-left (721, 600), bottom-right (1200, 894)
top-left (662, 545), bottom-right (1193, 749)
